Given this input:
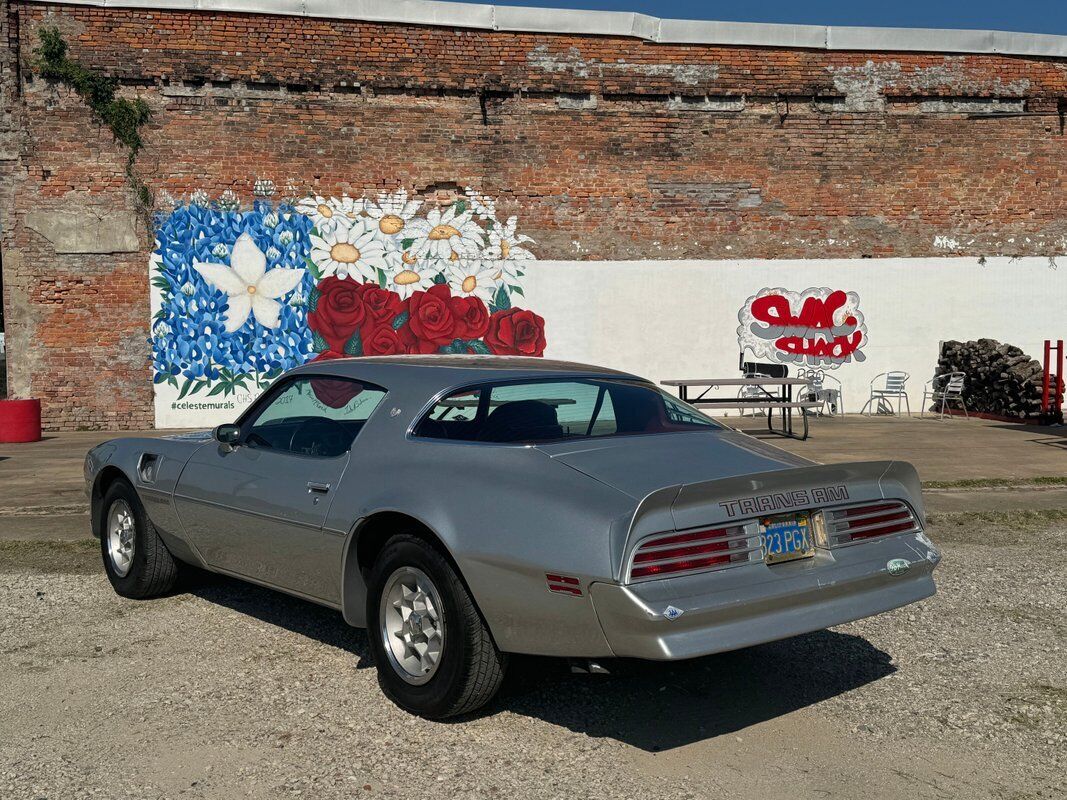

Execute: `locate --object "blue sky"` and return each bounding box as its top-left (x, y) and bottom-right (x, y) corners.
top-left (457, 1), bottom-right (1067, 36)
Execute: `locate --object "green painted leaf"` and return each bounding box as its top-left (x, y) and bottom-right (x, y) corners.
top-left (467, 339), bottom-right (491, 355)
top-left (343, 330), bottom-right (363, 356)
top-left (308, 286), bottom-right (321, 313)
top-left (151, 276), bottom-right (171, 289)
top-left (509, 285), bottom-right (524, 297)
top-left (153, 372), bottom-right (167, 384)
top-left (167, 375), bottom-right (179, 389)
top-left (188, 380), bottom-right (208, 396)
top-left (494, 285), bottom-right (511, 311)
top-left (392, 311), bottom-right (410, 330)
top-left (306, 256), bottom-right (322, 281)
top-left (432, 272), bottom-right (447, 285)
top-left (312, 331), bottom-right (330, 353)
top-left (176, 378), bottom-right (194, 401)
top-left (206, 382), bottom-right (227, 397)
top-left (401, 238), bottom-right (415, 250)
top-left (453, 200), bottom-right (467, 215)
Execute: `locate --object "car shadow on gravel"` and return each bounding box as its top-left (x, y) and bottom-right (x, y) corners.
top-left (185, 572), bottom-right (894, 751)
top-left (186, 571), bottom-right (371, 661)
top-left (494, 631), bottom-right (896, 751)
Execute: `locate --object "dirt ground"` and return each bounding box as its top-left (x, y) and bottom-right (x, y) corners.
top-left (1, 508), bottom-right (1064, 800)
top-left (1, 418), bottom-right (1065, 798)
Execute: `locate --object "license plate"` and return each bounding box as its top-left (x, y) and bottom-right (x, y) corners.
top-left (761, 512), bottom-right (816, 564)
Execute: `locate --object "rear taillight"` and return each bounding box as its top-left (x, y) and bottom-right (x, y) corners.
top-left (822, 501), bottom-right (919, 546)
top-left (628, 524), bottom-right (761, 581)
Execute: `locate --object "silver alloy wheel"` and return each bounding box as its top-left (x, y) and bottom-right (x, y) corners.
top-left (379, 566), bottom-right (446, 685)
top-left (106, 499), bottom-right (136, 578)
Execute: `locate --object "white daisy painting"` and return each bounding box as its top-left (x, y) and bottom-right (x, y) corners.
top-left (309, 218), bottom-right (399, 281)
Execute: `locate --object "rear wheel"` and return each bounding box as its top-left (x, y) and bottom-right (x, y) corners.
top-left (100, 480), bottom-right (178, 599)
top-left (366, 535), bottom-right (506, 718)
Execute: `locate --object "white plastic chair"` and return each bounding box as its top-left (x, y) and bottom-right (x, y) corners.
top-left (798, 368), bottom-right (844, 417)
top-left (921, 372), bottom-right (968, 420)
top-left (861, 371), bottom-right (911, 416)
top-left (737, 372), bottom-right (771, 417)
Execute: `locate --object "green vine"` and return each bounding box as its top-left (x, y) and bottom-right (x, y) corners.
top-left (34, 28), bottom-right (153, 220)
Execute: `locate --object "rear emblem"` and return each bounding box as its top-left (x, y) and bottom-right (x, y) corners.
top-left (663, 605), bottom-right (684, 621)
top-left (887, 558), bottom-right (910, 576)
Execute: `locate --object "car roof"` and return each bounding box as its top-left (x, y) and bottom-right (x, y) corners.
top-left (286, 355), bottom-right (641, 391)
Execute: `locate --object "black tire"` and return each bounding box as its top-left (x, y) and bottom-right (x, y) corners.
top-left (100, 480), bottom-right (179, 599)
top-left (366, 535), bottom-right (507, 718)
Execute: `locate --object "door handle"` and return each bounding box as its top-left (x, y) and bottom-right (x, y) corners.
top-left (306, 481), bottom-right (331, 494)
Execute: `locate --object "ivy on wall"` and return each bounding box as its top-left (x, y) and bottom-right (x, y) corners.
top-left (34, 28), bottom-right (153, 220)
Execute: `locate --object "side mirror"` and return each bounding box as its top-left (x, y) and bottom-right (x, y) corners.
top-left (213, 424), bottom-right (241, 448)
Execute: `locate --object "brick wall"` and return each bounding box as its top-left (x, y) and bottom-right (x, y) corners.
top-left (3, 2), bottom-right (1067, 428)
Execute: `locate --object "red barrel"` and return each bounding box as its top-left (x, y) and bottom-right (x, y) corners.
top-left (0, 399), bottom-right (42, 443)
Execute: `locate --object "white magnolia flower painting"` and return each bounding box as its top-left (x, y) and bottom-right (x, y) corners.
top-left (193, 233), bottom-right (304, 333)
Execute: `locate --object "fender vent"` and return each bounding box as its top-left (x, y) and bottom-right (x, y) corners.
top-left (546, 574), bottom-right (582, 596)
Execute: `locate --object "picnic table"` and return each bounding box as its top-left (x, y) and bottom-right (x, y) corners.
top-left (662, 377), bottom-right (820, 440)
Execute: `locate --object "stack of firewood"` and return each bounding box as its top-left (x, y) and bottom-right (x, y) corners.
top-left (935, 339), bottom-right (1045, 418)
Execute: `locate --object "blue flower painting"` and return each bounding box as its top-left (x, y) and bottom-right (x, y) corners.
top-left (150, 199), bottom-right (317, 400)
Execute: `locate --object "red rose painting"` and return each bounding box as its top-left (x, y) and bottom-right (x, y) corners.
top-left (308, 276), bottom-right (366, 353)
top-left (362, 324), bottom-right (407, 356)
top-left (407, 285), bottom-right (458, 348)
top-left (484, 308), bottom-right (547, 357)
top-left (297, 192), bottom-right (543, 362)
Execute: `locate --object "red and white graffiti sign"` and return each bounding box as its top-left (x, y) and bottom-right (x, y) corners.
top-left (737, 287), bottom-right (867, 368)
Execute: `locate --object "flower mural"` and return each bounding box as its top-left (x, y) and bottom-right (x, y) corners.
top-left (150, 186), bottom-right (544, 416)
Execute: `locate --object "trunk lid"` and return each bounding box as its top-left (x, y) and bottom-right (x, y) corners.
top-left (537, 430), bottom-right (813, 499)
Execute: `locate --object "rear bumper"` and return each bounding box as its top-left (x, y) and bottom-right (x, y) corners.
top-left (589, 532), bottom-right (939, 661)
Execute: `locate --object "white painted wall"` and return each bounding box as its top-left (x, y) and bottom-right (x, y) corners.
top-left (153, 255), bottom-right (1066, 427)
top-left (522, 257), bottom-right (1067, 415)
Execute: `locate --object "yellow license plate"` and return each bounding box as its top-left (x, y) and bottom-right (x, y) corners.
top-left (761, 512), bottom-right (816, 564)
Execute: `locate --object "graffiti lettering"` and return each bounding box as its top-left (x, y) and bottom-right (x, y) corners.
top-left (738, 287), bottom-right (867, 368)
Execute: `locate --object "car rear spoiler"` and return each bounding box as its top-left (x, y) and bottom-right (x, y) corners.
top-left (616, 460), bottom-right (924, 580)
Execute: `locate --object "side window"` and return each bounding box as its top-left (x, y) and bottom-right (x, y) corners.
top-left (245, 376), bottom-right (386, 458)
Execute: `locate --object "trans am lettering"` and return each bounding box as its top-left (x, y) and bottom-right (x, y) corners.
top-left (718, 485), bottom-right (850, 517)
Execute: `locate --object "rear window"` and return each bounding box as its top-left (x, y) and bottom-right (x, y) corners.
top-left (414, 378), bottom-right (721, 443)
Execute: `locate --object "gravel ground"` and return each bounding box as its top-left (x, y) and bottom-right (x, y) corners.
top-left (0, 512), bottom-right (1064, 800)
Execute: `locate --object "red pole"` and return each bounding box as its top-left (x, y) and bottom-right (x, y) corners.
top-left (1057, 339), bottom-right (1065, 415)
top-left (1043, 340), bottom-right (1051, 414)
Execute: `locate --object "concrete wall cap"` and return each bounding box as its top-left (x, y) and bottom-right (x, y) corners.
top-left (18, 0), bottom-right (1067, 59)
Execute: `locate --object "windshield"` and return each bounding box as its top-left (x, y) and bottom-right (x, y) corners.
top-left (414, 378), bottom-right (721, 444)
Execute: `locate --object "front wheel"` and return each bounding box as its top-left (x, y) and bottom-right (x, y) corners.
top-left (100, 480), bottom-right (178, 599)
top-left (366, 535), bottom-right (507, 718)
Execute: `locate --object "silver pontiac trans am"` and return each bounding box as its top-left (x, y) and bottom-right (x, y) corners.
top-left (85, 356), bottom-right (941, 717)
